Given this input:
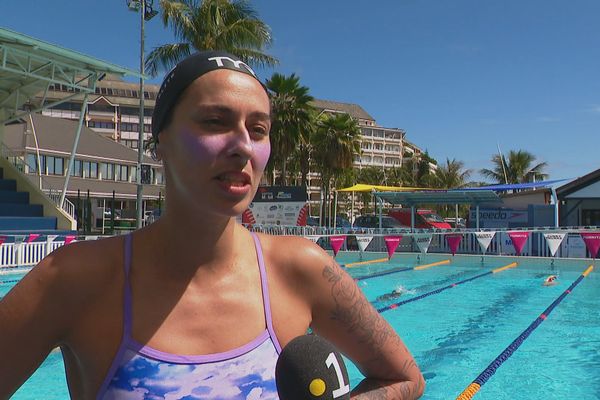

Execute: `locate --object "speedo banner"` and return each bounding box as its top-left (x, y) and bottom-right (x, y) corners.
top-left (330, 236), bottom-right (346, 257)
top-left (475, 231), bottom-right (496, 254)
top-left (543, 233), bottom-right (566, 257)
top-left (446, 234), bottom-right (463, 256)
top-left (384, 236), bottom-right (402, 259)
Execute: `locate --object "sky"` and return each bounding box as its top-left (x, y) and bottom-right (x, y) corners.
top-left (2, 0), bottom-right (599, 182)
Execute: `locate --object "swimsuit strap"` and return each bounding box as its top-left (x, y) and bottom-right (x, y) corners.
top-left (122, 233), bottom-right (134, 336)
top-left (250, 232), bottom-right (282, 354)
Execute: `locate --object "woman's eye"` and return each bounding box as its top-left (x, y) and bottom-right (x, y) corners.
top-left (252, 125), bottom-right (269, 136)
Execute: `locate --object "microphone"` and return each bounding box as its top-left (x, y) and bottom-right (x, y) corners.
top-left (275, 334), bottom-right (351, 400)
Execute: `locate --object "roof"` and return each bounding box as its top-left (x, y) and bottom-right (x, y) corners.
top-left (461, 179), bottom-right (570, 191)
top-left (337, 183), bottom-right (428, 192)
top-left (556, 168), bottom-right (600, 198)
top-left (310, 99), bottom-right (375, 121)
top-left (3, 113), bottom-right (160, 166)
top-left (374, 190), bottom-right (502, 205)
top-left (0, 27), bottom-right (140, 125)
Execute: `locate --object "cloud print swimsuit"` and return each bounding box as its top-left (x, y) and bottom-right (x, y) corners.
top-left (97, 233), bottom-right (282, 399)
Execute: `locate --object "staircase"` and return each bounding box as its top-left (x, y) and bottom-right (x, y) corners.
top-left (0, 167), bottom-right (59, 234)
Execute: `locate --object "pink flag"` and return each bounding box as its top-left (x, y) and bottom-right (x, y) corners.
top-left (330, 235), bottom-right (346, 257)
top-left (446, 234), bottom-right (463, 256)
top-left (580, 232), bottom-right (600, 258)
top-left (384, 236), bottom-right (403, 260)
top-left (64, 235), bottom-right (76, 245)
top-left (0, 236), bottom-right (5, 246)
top-left (27, 233), bottom-right (41, 243)
top-left (508, 231), bottom-right (530, 256)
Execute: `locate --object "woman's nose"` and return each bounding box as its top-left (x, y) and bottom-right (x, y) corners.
top-left (225, 126), bottom-right (254, 160)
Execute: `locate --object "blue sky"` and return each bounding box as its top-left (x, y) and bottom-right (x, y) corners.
top-left (2, 0), bottom-right (599, 181)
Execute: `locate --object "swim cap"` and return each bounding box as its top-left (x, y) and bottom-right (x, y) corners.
top-left (151, 50), bottom-right (266, 140)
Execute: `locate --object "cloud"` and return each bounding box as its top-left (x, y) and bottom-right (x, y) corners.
top-left (536, 116), bottom-right (559, 123)
top-left (585, 104), bottom-right (600, 114)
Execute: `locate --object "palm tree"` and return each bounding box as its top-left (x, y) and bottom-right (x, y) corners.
top-left (265, 73), bottom-right (314, 186)
top-left (312, 113), bottom-right (362, 225)
top-left (146, 0), bottom-right (278, 76)
top-left (480, 149), bottom-right (548, 184)
top-left (432, 158), bottom-right (472, 189)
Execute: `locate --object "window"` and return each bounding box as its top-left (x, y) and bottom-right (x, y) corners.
top-left (100, 163), bottom-right (115, 180)
top-left (117, 165), bottom-right (129, 181)
top-left (71, 160), bottom-right (83, 177)
top-left (27, 154), bottom-right (38, 173)
top-left (89, 162), bottom-right (98, 179)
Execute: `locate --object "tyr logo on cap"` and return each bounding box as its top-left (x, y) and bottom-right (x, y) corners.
top-left (207, 56), bottom-right (257, 77)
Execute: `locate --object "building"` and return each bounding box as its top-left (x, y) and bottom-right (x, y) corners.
top-left (557, 168), bottom-right (600, 227)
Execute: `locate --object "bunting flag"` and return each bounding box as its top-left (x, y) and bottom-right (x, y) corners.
top-left (0, 236), bottom-right (6, 246)
top-left (329, 235), bottom-right (346, 257)
top-left (27, 234), bottom-right (41, 243)
top-left (580, 232), bottom-right (600, 258)
top-left (85, 236), bottom-right (99, 241)
top-left (355, 236), bottom-right (374, 253)
top-left (14, 235), bottom-right (26, 245)
top-left (543, 233), bottom-right (567, 257)
top-left (475, 231), bottom-right (496, 255)
top-left (384, 236), bottom-right (403, 260)
top-left (46, 235), bottom-right (59, 242)
top-left (304, 235), bottom-right (321, 244)
top-left (64, 235), bottom-right (76, 245)
top-left (413, 233), bottom-right (433, 254)
top-left (508, 231), bottom-right (531, 256)
top-left (446, 234), bottom-right (463, 256)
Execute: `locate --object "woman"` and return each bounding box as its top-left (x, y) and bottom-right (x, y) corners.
top-left (0, 51), bottom-right (424, 399)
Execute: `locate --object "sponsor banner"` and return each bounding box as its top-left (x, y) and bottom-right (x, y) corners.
top-left (304, 235), bottom-right (321, 244)
top-left (475, 231), bottom-right (496, 254)
top-left (296, 204), bottom-right (309, 226)
top-left (384, 236), bottom-right (403, 259)
top-left (253, 186), bottom-right (308, 202)
top-left (330, 236), bottom-right (346, 257)
top-left (446, 234), bottom-right (463, 256)
top-left (356, 236), bottom-right (374, 252)
top-left (244, 201), bottom-right (306, 226)
top-left (469, 208), bottom-right (528, 229)
top-left (580, 232), bottom-right (600, 258)
top-left (508, 231), bottom-right (531, 256)
top-left (543, 233), bottom-right (567, 257)
top-left (27, 234), bottom-right (41, 243)
top-left (413, 233), bottom-right (433, 254)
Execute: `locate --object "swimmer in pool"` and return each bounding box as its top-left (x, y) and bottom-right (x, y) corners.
top-left (376, 287), bottom-right (408, 302)
top-left (543, 275), bottom-right (558, 286)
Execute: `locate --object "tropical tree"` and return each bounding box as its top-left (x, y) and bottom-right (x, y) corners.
top-left (146, 0), bottom-right (278, 76)
top-left (432, 158), bottom-right (472, 189)
top-left (312, 113), bottom-right (362, 225)
top-left (480, 149), bottom-right (548, 184)
top-left (265, 73), bottom-right (314, 186)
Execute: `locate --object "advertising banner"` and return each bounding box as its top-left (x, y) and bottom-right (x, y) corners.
top-left (384, 236), bottom-right (402, 259)
top-left (446, 234), bottom-right (463, 256)
top-left (330, 236), bottom-right (346, 257)
top-left (507, 231), bottom-right (531, 256)
top-left (413, 233), bottom-right (433, 254)
top-left (475, 231), bottom-right (496, 254)
top-left (469, 208), bottom-right (528, 229)
top-left (356, 236), bottom-right (374, 253)
top-left (543, 233), bottom-right (566, 257)
top-left (304, 235), bottom-right (321, 244)
top-left (580, 232), bottom-right (600, 258)
top-left (241, 186), bottom-right (309, 226)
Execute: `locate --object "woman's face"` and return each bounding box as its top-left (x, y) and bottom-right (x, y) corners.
top-left (157, 69), bottom-right (271, 217)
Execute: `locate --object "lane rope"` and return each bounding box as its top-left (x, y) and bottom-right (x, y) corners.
top-left (456, 265), bottom-right (594, 400)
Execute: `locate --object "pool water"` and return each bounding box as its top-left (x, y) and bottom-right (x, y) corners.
top-left (2, 254), bottom-right (598, 399)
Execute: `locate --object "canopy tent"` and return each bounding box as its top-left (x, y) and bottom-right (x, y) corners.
top-left (336, 183), bottom-right (426, 192)
top-left (0, 27), bottom-right (140, 209)
top-left (374, 190), bottom-right (502, 230)
top-left (461, 179), bottom-right (573, 228)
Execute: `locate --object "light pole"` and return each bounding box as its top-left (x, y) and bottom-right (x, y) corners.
top-left (126, 0), bottom-right (157, 228)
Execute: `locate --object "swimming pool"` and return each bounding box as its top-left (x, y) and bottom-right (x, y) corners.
top-left (2, 253), bottom-right (598, 399)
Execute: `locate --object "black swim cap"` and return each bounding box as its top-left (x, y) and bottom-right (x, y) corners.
top-left (151, 50), bottom-right (265, 140)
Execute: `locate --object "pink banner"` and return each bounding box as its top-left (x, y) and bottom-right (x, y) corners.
top-left (64, 235), bottom-right (76, 245)
top-left (27, 233), bottom-right (41, 243)
top-left (508, 231), bottom-right (530, 256)
top-left (0, 236), bottom-right (5, 246)
top-left (580, 232), bottom-right (600, 258)
top-left (446, 234), bottom-right (463, 256)
top-left (330, 235), bottom-right (346, 257)
top-left (384, 236), bottom-right (403, 260)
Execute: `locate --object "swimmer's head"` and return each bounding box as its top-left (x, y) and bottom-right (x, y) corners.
top-left (150, 51), bottom-right (268, 151)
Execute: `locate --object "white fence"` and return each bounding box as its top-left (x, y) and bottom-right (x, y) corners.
top-left (1, 226), bottom-right (597, 271)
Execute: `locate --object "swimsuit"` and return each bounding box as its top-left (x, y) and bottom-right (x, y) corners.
top-left (97, 232), bottom-right (282, 399)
